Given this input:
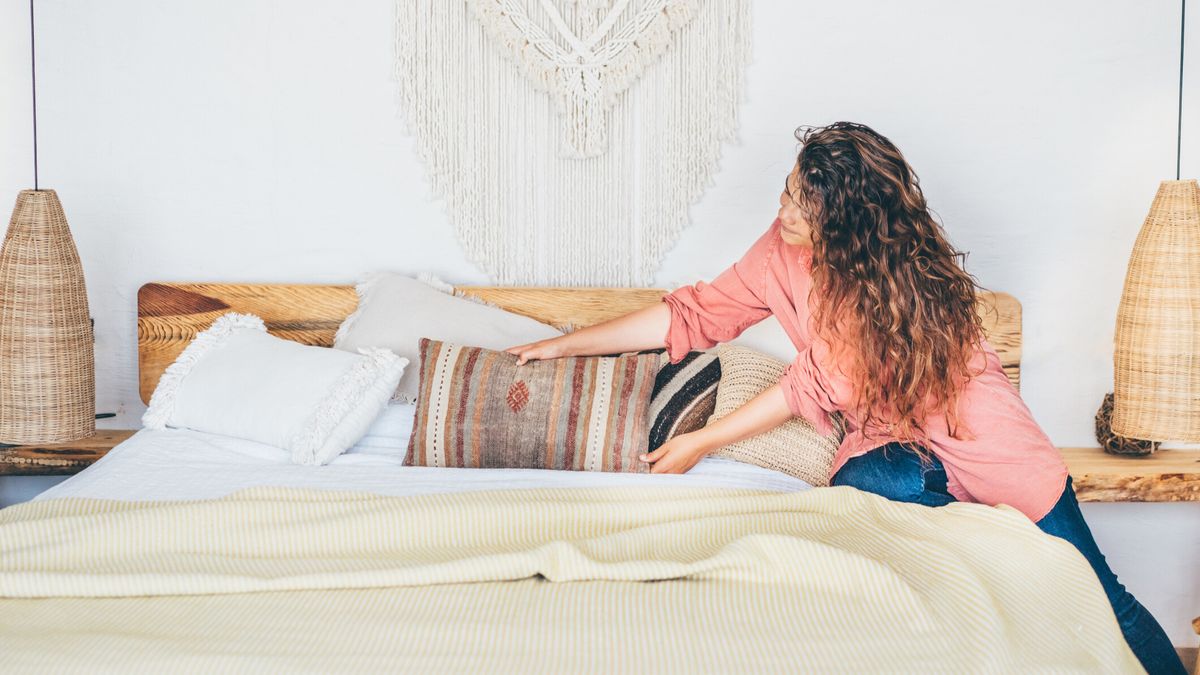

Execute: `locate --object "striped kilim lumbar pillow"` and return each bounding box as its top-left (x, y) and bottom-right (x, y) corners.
top-left (646, 350), bottom-right (720, 452)
top-left (406, 338), bottom-right (662, 472)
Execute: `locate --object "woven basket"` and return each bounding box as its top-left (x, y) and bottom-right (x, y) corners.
top-left (0, 189), bottom-right (95, 444)
top-left (1112, 179), bottom-right (1200, 441)
top-left (1095, 392), bottom-right (1158, 456)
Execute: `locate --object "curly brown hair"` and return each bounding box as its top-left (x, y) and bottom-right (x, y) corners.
top-left (793, 122), bottom-right (988, 449)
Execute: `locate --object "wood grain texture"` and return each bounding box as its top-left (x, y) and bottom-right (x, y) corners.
top-left (1176, 647), bottom-right (1197, 675)
top-left (457, 286), bottom-right (669, 332)
top-left (976, 291), bottom-right (1021, 390)
top-left (0, 430), bottom-right (135, 476)
top-left (1060, 447), bottom-right (1200, 502)
top-left (138, 283), bottom-right (359, 403)
top-left (137, 283), bottom-right (1022, 403)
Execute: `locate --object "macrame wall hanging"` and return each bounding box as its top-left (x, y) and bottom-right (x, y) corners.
top-left (395, 0), bottom-right (751, 285)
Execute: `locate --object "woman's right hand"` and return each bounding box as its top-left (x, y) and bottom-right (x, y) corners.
top-left (505, 337), bottom-right (569, 366)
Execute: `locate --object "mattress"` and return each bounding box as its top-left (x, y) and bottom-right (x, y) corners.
top-left (37, 405), bottom-right (812, 502)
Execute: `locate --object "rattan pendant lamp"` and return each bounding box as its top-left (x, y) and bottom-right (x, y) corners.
top-left (1111, 0), bottom-right (1199, 444)
top-left (0, 0), bottom-right (95, 444)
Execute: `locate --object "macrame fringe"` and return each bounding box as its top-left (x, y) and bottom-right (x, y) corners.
top-left (392, 0), bottom-right (751, 286)
top-left (464, 0), bottom-right (700, 157)
top-left (142, 313), bottom-right (266, 430)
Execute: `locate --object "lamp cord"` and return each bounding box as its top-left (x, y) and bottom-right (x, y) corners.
top-left (30, 0), bottom-right (38, 191)
top-left (1178, 0), bottom-right (1187, 181)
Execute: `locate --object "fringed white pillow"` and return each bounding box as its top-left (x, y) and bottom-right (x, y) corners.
top-left (143, 313), bottom-right (407, 465)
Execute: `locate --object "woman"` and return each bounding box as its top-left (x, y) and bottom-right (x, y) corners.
top-left (506, 122), bottom-right (1183, 673)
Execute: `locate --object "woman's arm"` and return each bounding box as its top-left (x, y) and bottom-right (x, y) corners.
top-left (641, 382), bottom-right (793, 473)
top-left (508, 221), bottom-right (782, 365)
top-left (646, 342), bottom-right (850, 474)
top-left (506, 302), bottom-right (672, 365)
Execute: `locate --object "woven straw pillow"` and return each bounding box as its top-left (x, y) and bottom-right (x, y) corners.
top-left (406, 338), bottom-right (662, 472)
top-left (710, 344), bottom-right (845, 486)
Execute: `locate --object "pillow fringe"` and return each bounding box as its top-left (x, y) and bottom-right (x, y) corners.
top-left (288, 348), bottom-right (407, 466)
top-left (416, 271), bottom-right (504, 310)
top-left (334, 272), bottom-right (390, 345)
top-left (142, 313), bottom-right (266, 430)
top-left (414, 271), bottom-right (456, 294)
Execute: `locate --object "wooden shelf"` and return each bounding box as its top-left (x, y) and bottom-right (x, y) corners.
top-left (1059, 447), bottom-right (1200, 503)
top-left (0, 430), bottom-right (135, 476)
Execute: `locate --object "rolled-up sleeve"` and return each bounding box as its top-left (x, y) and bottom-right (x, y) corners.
top-left (779, 343), bottom-right (848, 436)
top-left (661, 225), bottom-right (778, 363)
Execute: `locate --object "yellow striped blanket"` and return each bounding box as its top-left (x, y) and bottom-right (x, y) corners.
top-left (0, 485), bottom-right (1141, 673)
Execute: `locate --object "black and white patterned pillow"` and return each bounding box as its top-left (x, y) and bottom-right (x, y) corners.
top-left (646, 350), bottom-right (721, 451)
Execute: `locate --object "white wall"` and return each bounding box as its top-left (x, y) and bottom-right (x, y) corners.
top-left (2, 0), bottom-right (1197, 646)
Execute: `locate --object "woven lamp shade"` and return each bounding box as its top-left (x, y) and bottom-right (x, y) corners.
top-left (1112, 179), bottom-right (1200, 442)
top-left (0, 189), bottom-right (95, 444)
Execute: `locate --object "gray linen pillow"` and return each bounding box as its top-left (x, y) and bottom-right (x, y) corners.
top-left (333, 274), bottom-right (562, 403)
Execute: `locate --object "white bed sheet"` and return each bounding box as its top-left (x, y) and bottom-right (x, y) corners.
top-left (36, 428), bottom-right (813, 502)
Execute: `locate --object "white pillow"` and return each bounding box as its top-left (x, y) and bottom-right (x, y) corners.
top-left (143, 313), bottom-right (407, 466)
top-left (333, 273), bottom-right (562, 403)
top-left (344, 403), bottom-right (416, 456)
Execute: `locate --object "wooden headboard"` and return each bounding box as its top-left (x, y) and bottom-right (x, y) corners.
top-left (137, 282), bottom-right (1022, 404)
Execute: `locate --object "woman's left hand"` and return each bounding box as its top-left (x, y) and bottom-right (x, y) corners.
top-left (640, 433), bottom-right (712, 474)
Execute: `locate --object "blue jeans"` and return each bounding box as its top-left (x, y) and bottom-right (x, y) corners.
top-left (831, 443), bottom-right (1186, 675)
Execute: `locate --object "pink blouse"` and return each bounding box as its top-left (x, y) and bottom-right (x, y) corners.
top-left (662, 219), bottom-right (1068, 522)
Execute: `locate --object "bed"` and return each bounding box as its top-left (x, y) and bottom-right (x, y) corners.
top-left (0, 283), bottom-right (1142, 673)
